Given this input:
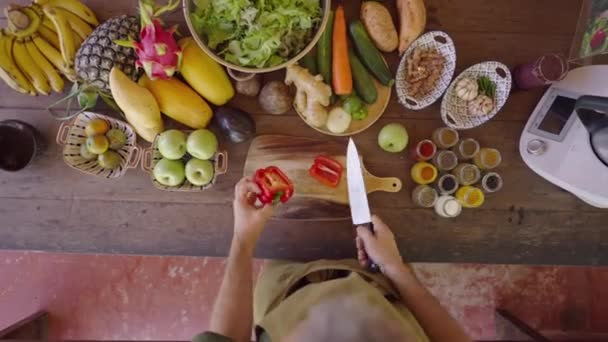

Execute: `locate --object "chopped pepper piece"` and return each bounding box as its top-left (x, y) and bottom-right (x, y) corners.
top-left (309, 155), bottom-right (343, 188)
top-left (254, 166), bottom-right (294, 205)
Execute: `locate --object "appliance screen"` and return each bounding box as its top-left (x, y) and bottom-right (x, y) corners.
top-left (538, 95), bottom-right (576, 135)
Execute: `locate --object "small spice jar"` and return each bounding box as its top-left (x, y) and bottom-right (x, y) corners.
top-left (452, 138), bottom-right (480, 160)
top-left (432, 127), bottom-right (459, 149)
top-left (451, 163), bottom-right (481, 186)
top-left (432, 150), bottom-right (458, 171)
top-left (481, 172), bottom-right (503, 193)
top-left (474, 148), bottom-right (502, 170)
top-left (434, 195), bottom-right (462, 218)
top-left (435, 174), bottom-right (459, 195)
top-left (411, 162), bottom-right (438, 185)
top-left (411, 185), bottom-right (439, 208)
top-left (455, 186), bottom-right (485, 208)
top-left (410, 139), bottom-right (437, 161)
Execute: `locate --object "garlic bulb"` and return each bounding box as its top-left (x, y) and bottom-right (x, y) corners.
top-left (468, 95), bottom-right (494, 116)
top-left (455, 77), bottom-right (478, 101)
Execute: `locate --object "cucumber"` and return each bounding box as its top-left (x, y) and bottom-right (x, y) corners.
top-left (348, 47), bottom-right (377, 104)
top-left (349, 20), bottom-right (394, 86)
top-left (300, 51), bottom-right (318, 75)
top-left (317, 10), bottom-right (334, 86)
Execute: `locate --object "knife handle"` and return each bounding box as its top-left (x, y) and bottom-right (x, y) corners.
top-left (360, 222), bottom-right (380, 273)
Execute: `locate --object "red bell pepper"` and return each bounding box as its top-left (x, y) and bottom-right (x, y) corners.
top-left (309, 155), bottom-right (343, 188)
top-left (254, 166), bottom-right (294, 205)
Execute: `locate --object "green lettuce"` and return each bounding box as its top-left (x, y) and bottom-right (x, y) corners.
top-left (190, 0), bottom-right (322, 68)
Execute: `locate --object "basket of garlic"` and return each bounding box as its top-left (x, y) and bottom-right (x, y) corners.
top-left (440, 61), bottom-right (512, 129)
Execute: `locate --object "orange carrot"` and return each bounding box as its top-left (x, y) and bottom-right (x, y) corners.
top-left (332, 5), bottom-right (352, 95)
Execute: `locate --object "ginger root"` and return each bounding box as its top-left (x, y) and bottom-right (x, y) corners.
top-left (285, 64), bottom-right (332, 127)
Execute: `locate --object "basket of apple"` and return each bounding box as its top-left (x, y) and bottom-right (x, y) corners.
top-left (142, 129), bottom-right (228, 191)
top-left (56, 112), bottom-right (140, 178)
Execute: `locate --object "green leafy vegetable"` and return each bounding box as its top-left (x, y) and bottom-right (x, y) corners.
top-left (342, 94), bottom-right (368, 120)
top-left (190, 0), bottom-right (322, 68)
top-left (477, 76), bottom-right (496, 99)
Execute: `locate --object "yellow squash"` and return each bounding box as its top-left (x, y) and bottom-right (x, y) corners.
top-left (109, 67), bottom-right (163, 142)
top-left (178, 37), bottom-right (234, 106)
top-left (139, 75), bottom-right (213, 129)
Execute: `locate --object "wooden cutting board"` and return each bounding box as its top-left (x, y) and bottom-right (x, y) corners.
top-left (244, 135), bottom-right (402, 220)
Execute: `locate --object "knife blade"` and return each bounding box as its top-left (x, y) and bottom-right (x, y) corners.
top-left (347, 138), bottom-right (379, 272)
top-left (347, 139), bottom-right (371, 225)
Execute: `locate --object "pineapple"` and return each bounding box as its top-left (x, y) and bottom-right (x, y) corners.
top-left (48, 15), bottom-right (141, 119)
top-left (76, 15), bottom-right (140, 90)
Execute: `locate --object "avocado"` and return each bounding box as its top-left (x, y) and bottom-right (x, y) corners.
top-left (214, 107), bottom-right (256, 143)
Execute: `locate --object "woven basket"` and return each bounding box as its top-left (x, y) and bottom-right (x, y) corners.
top-left (440, 61), bottom-right (512, 129)
top-left (56, 112), bottom-right (140, 178)
top-left (396, 31), bottom-right (456, 110)
top-left (141, 131), bottom-right (228, 192)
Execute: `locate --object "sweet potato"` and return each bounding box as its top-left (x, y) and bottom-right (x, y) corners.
top-left (397, 0), bottom-right (427, 55)
top-left (360, 1), bottom-right (398, 53)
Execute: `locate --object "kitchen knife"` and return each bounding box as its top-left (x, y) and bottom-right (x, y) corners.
top-left (346, 138), bottom-right (380, 273)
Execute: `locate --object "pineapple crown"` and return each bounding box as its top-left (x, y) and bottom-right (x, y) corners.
top-left (115, 0), bottom-right (182, 80)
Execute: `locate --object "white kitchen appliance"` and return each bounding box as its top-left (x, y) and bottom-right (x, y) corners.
top-left (519, 65), bottom-right (608, 208)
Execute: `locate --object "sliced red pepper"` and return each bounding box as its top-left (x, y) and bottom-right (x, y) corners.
top-left (254, 166), bottom-right (294, 205)
top-left (309, 155), bottom-right (343, 188)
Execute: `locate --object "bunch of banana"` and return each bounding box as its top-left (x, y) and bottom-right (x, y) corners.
top-left (0, 0), bottom-right (99, 96)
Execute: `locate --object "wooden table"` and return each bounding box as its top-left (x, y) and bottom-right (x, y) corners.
top-left (1, 0), bottom-right (606, 265)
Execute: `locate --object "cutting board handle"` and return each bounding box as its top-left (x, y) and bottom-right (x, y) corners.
top-left (366, 174), bottom-right (402, 193)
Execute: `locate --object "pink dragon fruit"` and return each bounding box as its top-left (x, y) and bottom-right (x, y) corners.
top-left (116, 0), bottom-right (182, 79)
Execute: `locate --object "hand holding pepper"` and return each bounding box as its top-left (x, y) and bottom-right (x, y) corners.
top-left (233, 176), bottom-right (275, 251)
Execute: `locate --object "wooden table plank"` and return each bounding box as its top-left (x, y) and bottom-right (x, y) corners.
top-left (1, 197), bottom-right (604, 265)
top-left (0, 109), bottom-right (600, 212)
top-left (1, 0), bottom-right (606, 265)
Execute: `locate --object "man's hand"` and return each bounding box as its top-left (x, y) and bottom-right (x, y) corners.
top-left (233, 176), bottom-right (275, 251)
top-left (356, 215), bottom-right (405, 276)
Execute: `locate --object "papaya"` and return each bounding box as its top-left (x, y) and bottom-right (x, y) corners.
top-left (139, 75), bottom-right (213, 129)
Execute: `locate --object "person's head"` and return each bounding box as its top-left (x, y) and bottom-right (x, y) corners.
top-left (284, 294), bottom-right (414, 342)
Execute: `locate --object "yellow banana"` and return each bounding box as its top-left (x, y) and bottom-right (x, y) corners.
top-left (24, 38), bottom-right (64, 93)
top-left (38, 24), bottom-right (61, 50)
top-left (35, 0), bottom-right (99, 27)
top-left (0, 31), bottom-right (36, 95)
top-left (12, 39), bottom-right (51, 95)
top-left (32, 35), bottom-right (76, 81)
top-left (6, 6), bottom-right (42, 38)
top-left (42, 5), bottom-right (76, 66)
top-left (72, 29), bottom-right (84, 48)
top-left (42, 16), bottom-right (57, 33)
top-left (57, 8), bottom-right (93, 41)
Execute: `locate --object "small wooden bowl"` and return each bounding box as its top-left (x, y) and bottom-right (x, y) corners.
top-left (141, 131), bottom-right (228, 192)
top-left (56, 112), bottom-right (140, 178)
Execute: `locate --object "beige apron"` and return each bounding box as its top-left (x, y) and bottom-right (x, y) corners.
top-left (253, 259), bottom-right (429, 342)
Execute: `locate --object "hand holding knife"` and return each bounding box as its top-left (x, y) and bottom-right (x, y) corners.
top-left (347, 138), bottom-right (380, 273)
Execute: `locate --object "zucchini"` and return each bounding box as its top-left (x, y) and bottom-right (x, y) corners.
top-left (348, 47), bottom-right (377, 104)
top-left (349, 20), bottom-right (394, 86)
top-left (300, 51), bottom-right (318, 75)
top-left (317, 10), bottom-right (334, 86)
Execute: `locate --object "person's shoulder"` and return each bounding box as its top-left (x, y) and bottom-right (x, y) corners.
top-left (192, 331), bottom-right (234, 342)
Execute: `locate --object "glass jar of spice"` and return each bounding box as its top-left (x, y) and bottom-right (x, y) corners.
top-left (432, 127), bottom-right (459, 149)
top-left (411, 185), bottom-right (439, 208)
top-left (451, 163), bottom-right (481, 186)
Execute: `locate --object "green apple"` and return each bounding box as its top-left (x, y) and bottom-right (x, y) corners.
top-left (185, 158), bottom-right (214, 186)
top-left (98, 150), bottom-right (122, 169)
top-left (153, 158), bottom-right (185, 187)
top-left (106, 128), bottom-right (127, 150)
top-left (157, 130), bottom-right (187, 160)
top-left (187, 129), bottom-right (218, 160)
top-left (378, 123), bottom-right (408, 153)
